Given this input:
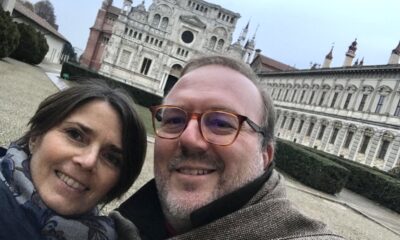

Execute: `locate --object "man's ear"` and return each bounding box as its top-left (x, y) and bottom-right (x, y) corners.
top-left (262, 143), bottom-right (274, 170)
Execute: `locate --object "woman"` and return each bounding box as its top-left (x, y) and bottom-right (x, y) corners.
top-left (0, 81), bottom-right (147, 240)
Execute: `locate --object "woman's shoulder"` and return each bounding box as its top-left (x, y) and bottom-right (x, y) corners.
top-left (0, 180), bottom-right (44, 240)
top-left (0, 146), bottom-right (6, 158)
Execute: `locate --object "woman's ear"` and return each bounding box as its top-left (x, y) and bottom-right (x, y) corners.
top-left (29, 137), bottom-right (37, 154)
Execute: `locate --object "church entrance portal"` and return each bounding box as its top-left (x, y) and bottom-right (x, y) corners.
top-left (164, 64), bottom-right (182, 96)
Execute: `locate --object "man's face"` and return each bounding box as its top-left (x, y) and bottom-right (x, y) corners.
top-left (154, 65), bottom-right (272, 219)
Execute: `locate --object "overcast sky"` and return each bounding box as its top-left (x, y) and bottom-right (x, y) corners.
top-left (32, 0), bottom-right (399, 69)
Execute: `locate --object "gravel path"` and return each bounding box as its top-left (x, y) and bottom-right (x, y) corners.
top-left (1, 58), bottom-right (399, 240)
top-left (0, 58), bottom-right (58, 146)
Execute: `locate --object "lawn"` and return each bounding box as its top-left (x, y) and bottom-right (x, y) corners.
top-left (134, 103), bottom-right (154, 136)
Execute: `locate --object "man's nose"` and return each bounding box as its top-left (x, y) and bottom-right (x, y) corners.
top-left (179, 117), bottom-right (209, 152)
top-left (72, 147), bottom-right (99, 170)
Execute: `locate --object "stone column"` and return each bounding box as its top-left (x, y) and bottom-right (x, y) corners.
top-left (365, 131), bottom-right (383, 166)
top-left (348, 127), bottom-right (363, 160)
top-left (321, 121), bottom-right (333, 151)
top-left (383, 134), bottom-right (399, 170)
top-left (366, 79), bottom-right (382, 113)
top-left (309, 119), bottom-right (321, 147)
top-left (333, 123), bottom-right (349, 155)
top-left (385, 80), bottom-right (399, 114)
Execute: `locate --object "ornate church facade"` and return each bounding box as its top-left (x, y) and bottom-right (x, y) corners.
top-left (81, 0), bottom-right (257, 96)
top-left (259, 40), bottom-right (400, 171)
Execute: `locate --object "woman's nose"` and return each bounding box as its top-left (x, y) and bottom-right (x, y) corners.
top-left (72, 147), bottom-right (99, 170)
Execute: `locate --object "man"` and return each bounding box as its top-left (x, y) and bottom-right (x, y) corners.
top-left (112, 55), bottom-right (344, 239)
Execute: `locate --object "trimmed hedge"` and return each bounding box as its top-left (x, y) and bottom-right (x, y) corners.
top-left (275, 139), bottom-right (350, 194)
top-left (10, 23), bottom-right (48, 64)
top-left (0, 8), bottom-right (20, 59)
top-left (304, 146), bottom-right (400, 213)
top-left (61, 61), bottom-right (162, 107)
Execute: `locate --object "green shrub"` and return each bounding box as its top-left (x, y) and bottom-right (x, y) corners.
top-left (305, 146), bottom-right (400, 213)
top-left (388, 166), bottom-right (400, 179)
top-left (275, 139), bottom-right (350, 194)
top-left (0, 9), bottom-right (20, 59)
top-left (10, 23), bottom-right (49, 64)
top-left (61, 61), bottom-right (162, 107)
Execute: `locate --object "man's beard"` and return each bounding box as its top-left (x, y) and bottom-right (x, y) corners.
top-left (154, 147), bottom-right (264, 224)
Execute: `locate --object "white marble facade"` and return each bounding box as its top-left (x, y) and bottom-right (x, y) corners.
top-left (100, 0), bottom-right (255, 96)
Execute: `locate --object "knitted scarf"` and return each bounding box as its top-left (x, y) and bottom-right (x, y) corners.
top-left (0, 143), bottom-right (117, 240)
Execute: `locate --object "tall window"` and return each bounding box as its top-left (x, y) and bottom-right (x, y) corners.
top-left (297, 120), bottom-right (304, 133)
top-left (330, 92), bottom-right (339, 108)
top-left (152, 14), bottom-right (161, 27)
top-left (280, 116), bottom-right (287, 128)
top-left (359, 135), bottom-right (370, 154)
top-left (284, 89), bottom-right (289, 101)
top-left (394, 98), bottom-right (400, 116)
top-left (118, 50), bottom-right (131, 68)
top-left (317, 125), bottom-right (326, 140)
top-left (306, 122), bottom-right (314, 136)
top-left (216, 39), bottom-right (224, 50)
top-left (329, 128), bottom-right (339, 144)
top-left (377, 140), bottom-right (390, 159)
top-left (291, 90), bottom-right (297, 102)
top-left (288, 118), bottom-right (295, 130)
top-left (140, 57), bottom-right (152, 75)
top-left (343, 93), bottom-right (352, 109)
top-left (375, 95), bottom-right (385, 113)
top-left (209, 36), bottom-right (217, 49)
top-left (277, 89), bottom-right (282, 100)
top-left (358, 94), bottom-right (368, 111)
top-left (161, 17), bottom-right (169, 30)
top-left (319, 91), bottom-right (326, 106)
top-left (343, 131), bottom-right (354, 149)
top-left (308, 91), bottom-right (315, 104)
top-left (300, 90), bottom-right (306, 102)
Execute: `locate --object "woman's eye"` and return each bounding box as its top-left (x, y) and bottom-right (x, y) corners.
top-left (102, 152), bottom-right (122, 168)
top-left (65, 128), bottom-right (84, 142)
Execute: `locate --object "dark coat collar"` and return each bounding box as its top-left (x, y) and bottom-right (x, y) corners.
top-left (117, 165), bottom-right (274, 240)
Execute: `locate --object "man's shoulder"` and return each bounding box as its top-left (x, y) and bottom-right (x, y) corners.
top-left (115, 179), bottom-right (170, 240)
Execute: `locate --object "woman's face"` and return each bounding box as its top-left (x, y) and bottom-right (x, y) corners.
top-left (29, 100), bottom-right (123, 215)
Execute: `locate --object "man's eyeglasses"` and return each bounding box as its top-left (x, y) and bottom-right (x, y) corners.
top-left (149, 105), bottom-right (265, 146)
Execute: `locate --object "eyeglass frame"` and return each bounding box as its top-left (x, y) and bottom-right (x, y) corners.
top-left (149, 105), bottom-right (265, 146)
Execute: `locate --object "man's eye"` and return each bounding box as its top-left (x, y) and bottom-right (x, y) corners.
top-left (163, 116), bottom-right (185, 125)
top-left (65, 128), bottom-right (84, 142)
top-left (209, 119), bottom-right (235, 129)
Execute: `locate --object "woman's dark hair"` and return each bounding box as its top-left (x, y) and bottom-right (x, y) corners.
top-left (17, 80), bottom-right (147, 204)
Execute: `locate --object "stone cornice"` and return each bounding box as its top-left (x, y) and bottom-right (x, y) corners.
top-left (258, 64), bottom-right (400, 78)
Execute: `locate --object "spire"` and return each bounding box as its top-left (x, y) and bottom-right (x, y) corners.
top-left (136, 0), bottom-right (146, 11)
top-left (347, 38), bottom-right (357, 56)
top-left (251, 24), bottom-right (259, 41)
top-left (102, 0), bottom-right (113, 9)
top-left (325, 46), bottom-right (334, 60)
top-left (237, 20), bottom-right (250, 46)
top-left (343, 38), bottom-right (357, 67)
top-left (388, 41), bottom-right (400, 64)
top-left (392, 41), bottom-right (400, 55)
top-left (359, 57), bottom-right (364, 66)
top-left (353, 58), bottom-right (359, 66)
top-left (322, 45), bottom-right (334, 68)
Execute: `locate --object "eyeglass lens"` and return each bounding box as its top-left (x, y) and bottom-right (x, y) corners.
top-left (153, 107), bottom-right (240, 145)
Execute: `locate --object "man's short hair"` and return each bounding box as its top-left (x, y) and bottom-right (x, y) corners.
top-left (180, 55), bottom-right (275, 150)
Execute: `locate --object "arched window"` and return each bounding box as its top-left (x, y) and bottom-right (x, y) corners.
top-left (209, 36), bottom-right (217, 49)
top-left (161, 17), bottom-right (169, 30)
top-left (216, 39), bottom-right (224, 50)
top-left (152, 14), bottom-right (161, 27)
